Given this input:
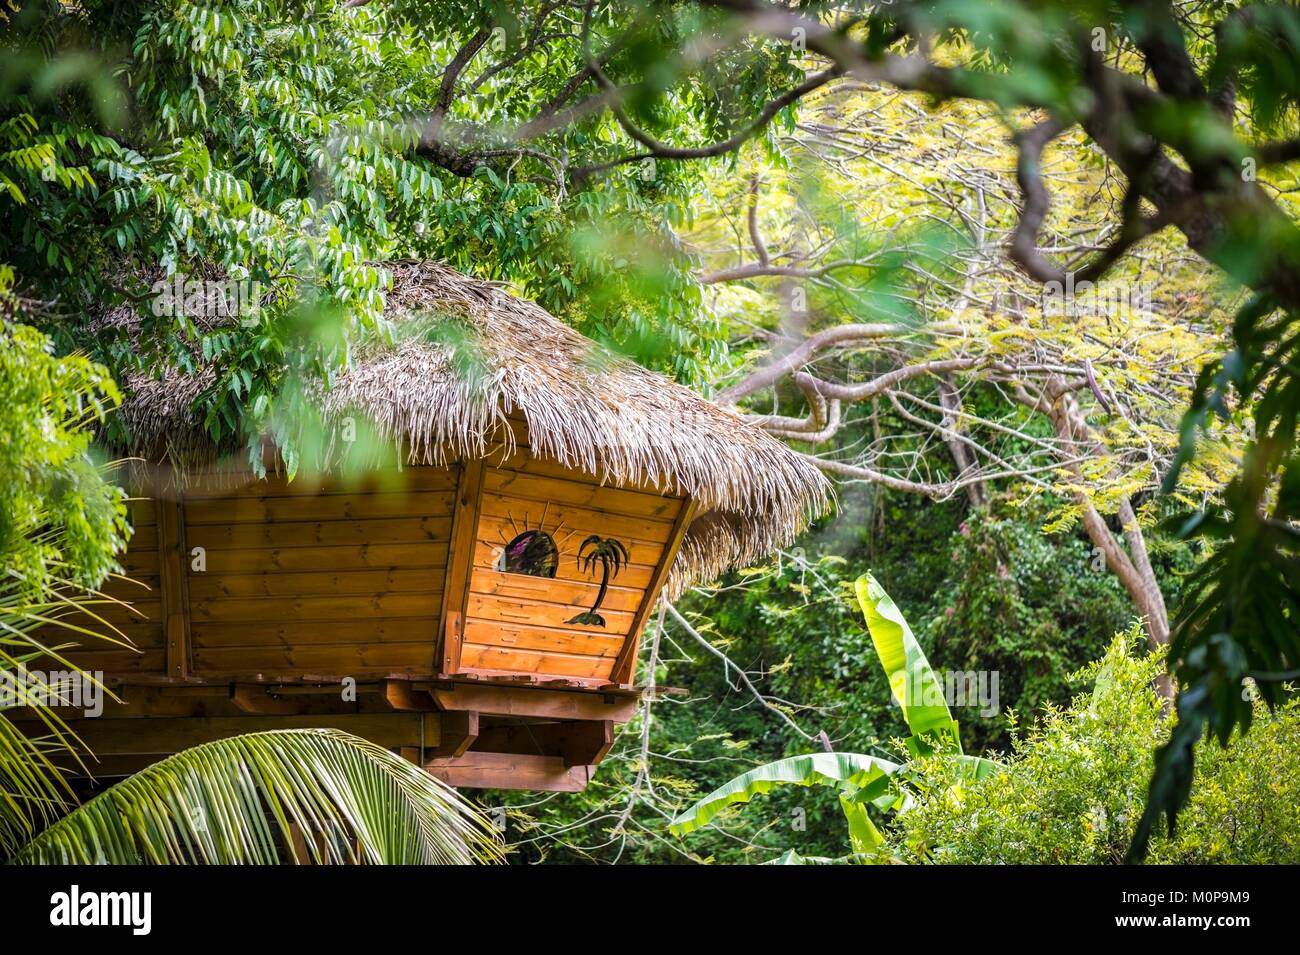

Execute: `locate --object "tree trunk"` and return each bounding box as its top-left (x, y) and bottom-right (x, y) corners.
top-left (1043, 385), bottom-right (1174, 698)
top-left (1077, 499), bottom-right (1170, 643)
top-left (938, 379), bottom-right (988, 509)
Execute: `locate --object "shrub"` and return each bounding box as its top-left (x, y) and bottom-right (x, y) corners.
top-left (890, 628), bottom-right (1300, 864)
top-left (921, 509), bottom-right (1136, 750)
top-left (0, 313), bottom-right (127, 592)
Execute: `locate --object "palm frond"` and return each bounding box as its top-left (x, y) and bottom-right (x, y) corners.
top-left (8, 728), bottom-right (505, 865)
top-left (0, 710), bottom-right (71, 857)
top-left (0, 571), bottom-right (135, 857)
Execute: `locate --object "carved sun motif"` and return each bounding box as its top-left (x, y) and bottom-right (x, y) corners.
top-left (493, 503), bottom-right (574, 579)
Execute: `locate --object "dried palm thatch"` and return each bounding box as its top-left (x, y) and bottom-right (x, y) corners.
top-left (109, 260), bottom-right (831, 593)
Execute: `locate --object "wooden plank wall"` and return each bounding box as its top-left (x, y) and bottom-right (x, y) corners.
top-left (53, 498), bottom-right (168, 674)
top-left (181, 468), bottom-right (456, 676)
top-left (463, 428), bottom-right (687, 683)
top-left (45, 429), bottom-right (695, 691)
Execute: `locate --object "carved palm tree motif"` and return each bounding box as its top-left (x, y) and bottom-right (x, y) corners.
top-left (566, 535), bottom-right (630, 627)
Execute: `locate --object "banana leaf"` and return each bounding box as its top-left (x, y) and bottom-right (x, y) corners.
top-left (763, 849), bottom-right (840, 865)
top-left (839, 792), bottom-right (886, 855)
top-left (855, 573), bottom-right (961, 752)
top-left (669, 751), bottom-right (900, 838)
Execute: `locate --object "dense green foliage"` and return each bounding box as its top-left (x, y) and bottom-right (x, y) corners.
top-left (684, 494), bottom-right (1142, 756)
top-left (0, 289), bottom-right (127, 595)
top-left (668, 574), bottom-right (999, 863)
top-left (0, 273), bottom-right (130, 856)
top-left (924, 506), bottom-right (1190, 748)
top-left (1, 0), bottom-right (764, 472)
top-left (891, 631), bottom-right (1300, 864)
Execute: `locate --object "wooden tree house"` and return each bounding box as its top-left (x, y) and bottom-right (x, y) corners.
top-left (31, 262), bottom-right (829, 793)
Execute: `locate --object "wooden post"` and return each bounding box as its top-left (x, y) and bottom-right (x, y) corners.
top-left (157, 496), bottom-right (191, 681)
top-left (438, 458), bottom-right (485, 674)
top-left (429, 710), bottom-right (479, 759)
top-left (610, 497), bottom-right (697, 685)
top-left (381, 680), bottom-right (437, 711)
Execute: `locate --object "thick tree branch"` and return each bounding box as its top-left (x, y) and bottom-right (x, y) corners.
top-left (715, 323), bottom-right (909, 404)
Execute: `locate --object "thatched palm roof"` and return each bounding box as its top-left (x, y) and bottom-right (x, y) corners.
top-left (111, 260), bottom-right (831, 592)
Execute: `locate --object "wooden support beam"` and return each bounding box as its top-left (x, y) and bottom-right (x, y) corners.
top-left (157, 496), bottom-right (192, 680)
top-left (230, 684), bottom-right (300, 715)
top-left (442, 611), bottom-right (464, 676)
top-left (429, 710), bottom-right (479, 759)
top-left (473, 720), bottom-right (613, 768)
top-left (559, 719), bottom-right (613, 767)
top-left (611, 498), bottom-right (697, 685)
top-left (91, 672), bottom-right (432, 688)
top-left (438, 458), bottom-right (485, 673)
top-left (29, 712), bottom-right (440, 758)
top-left (268, 684), bottom-right (356, 696)
top-left (424, 751), bottom-right (593, 792)
top-left (423, 682), bottom-right (638, 722)
top-left (14, 684), bottom-right (225, 721)
top-left (381, 680), bottom-right (437, 711)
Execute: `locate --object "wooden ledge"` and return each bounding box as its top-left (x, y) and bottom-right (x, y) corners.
top-left (424, 751), bottom-right (594, 792)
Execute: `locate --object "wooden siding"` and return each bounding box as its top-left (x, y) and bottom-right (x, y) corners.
top-left (56, 497), bottom-right (166, 675)
top-left (183, 468), bottom-right (456, 677)
top-left (43, 434), bottom-right (691, 692)
top-left (462, 441), bottom-right (687, 684)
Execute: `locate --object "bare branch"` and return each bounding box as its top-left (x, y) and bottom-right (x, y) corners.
top-left (715, 323), bottom-right (919, 404)
top-left (665, 602), bottom-right (816, 741)
top-left (798, 359), bottom-right (984, 403)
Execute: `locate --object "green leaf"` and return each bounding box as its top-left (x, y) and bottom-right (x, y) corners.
top-left (9, 729), bottom-right (504, 865)
top-left (669, 751), bottom-right (900, 837)
top-left (855, 573), bottom-right (961, 752)
top-left (765, 848), bottom-right (808, 865)
top-left (839, 792), bottom-right (886, 855)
